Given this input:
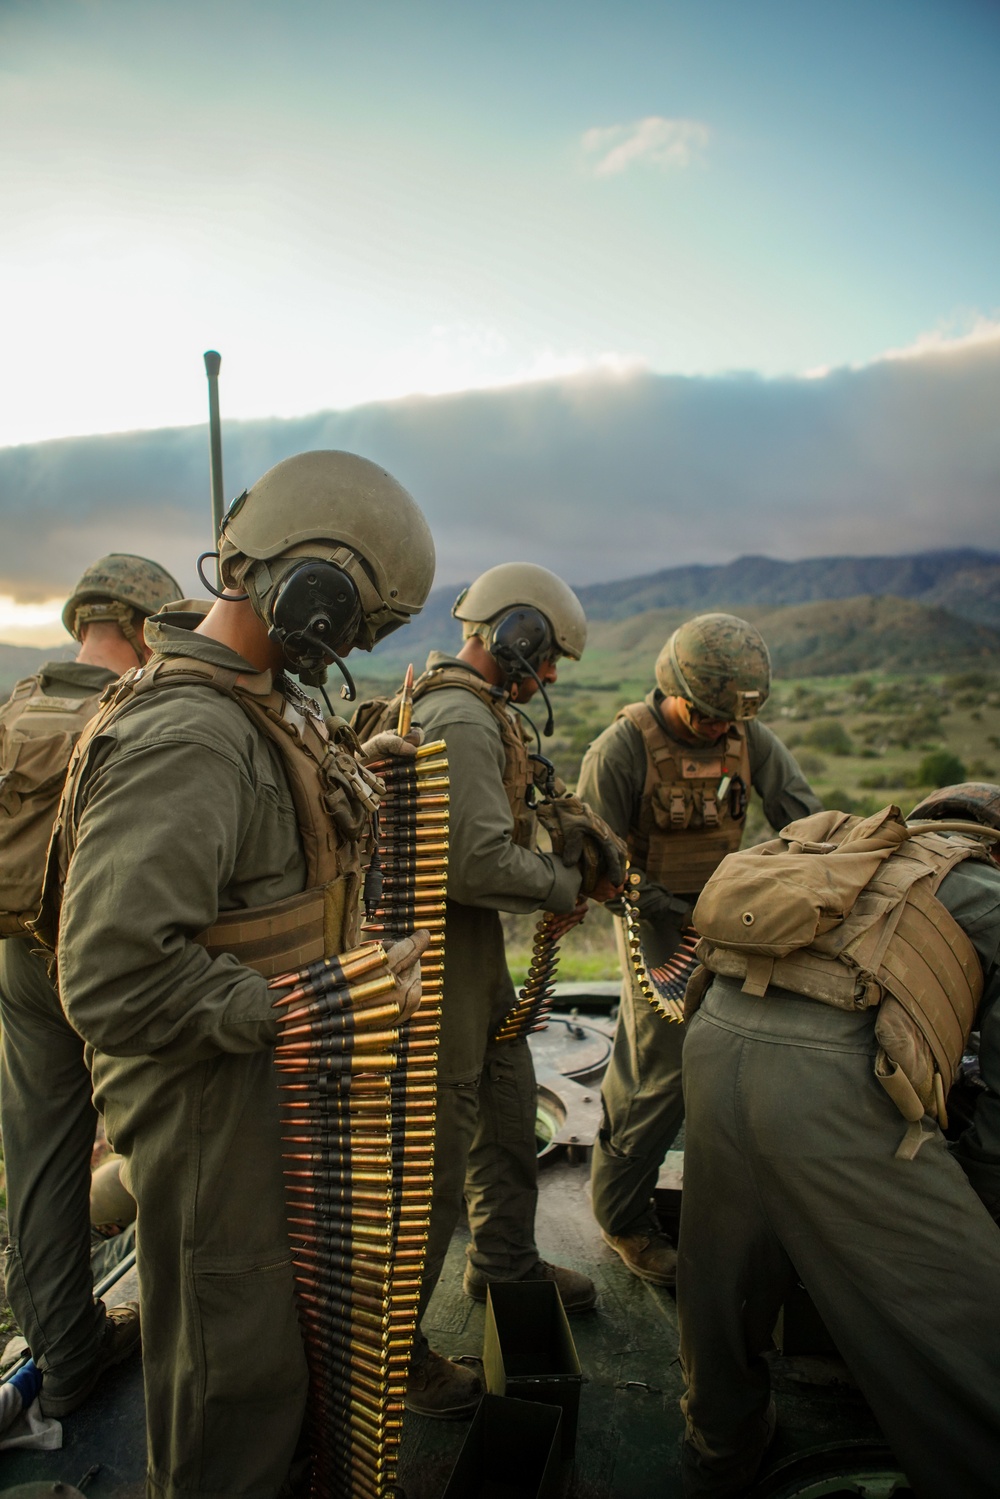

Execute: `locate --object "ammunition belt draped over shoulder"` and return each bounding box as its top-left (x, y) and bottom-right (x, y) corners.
top-left (358, 663), bottom-right (536, 849)
top-left (39, 654), bottom-right (381, 974)
top-left (618, 694), bottom-right (751, 894)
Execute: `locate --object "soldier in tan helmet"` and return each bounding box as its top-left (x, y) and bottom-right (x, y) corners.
top-left (355, 562), bottom-right (626, 1417)
top-left (576, 613), bottom-right (820, 1284)
top-left (46, 453), bottom-right (435, 1499)
top-left (0, 553), bottom-right (180, 1417)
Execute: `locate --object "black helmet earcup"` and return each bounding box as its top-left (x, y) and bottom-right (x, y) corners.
top-left (489, 608), bottom-right (554, 679)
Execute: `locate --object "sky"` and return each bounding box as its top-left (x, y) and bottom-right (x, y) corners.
top-left (1, 0), bottom-right (998, 640)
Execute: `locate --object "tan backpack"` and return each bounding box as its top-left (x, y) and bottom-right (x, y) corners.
top-left (690, 805), bottom-right (987, 1156)
top-left (0, 674), bottom-right (106, 936)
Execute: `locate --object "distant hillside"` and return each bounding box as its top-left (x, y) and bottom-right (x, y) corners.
top-left (573, 595), bottom-right (1000, 685)
top-left (573, 548), bottom-right (1000, 624)
top-left (363, 547), bottom-right (1000, 677)
top-left (0, 642), bottom-right (74, 698)
top-left (920, 564), bottom-right (1000, 627)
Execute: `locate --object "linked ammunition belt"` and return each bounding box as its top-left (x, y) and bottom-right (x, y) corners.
top-left (493, 910), bottom-right (564, 1044)
top-left (622, 867), bottom-right (694, 1024)
top-left (272, 738), bottom-right (448, 1499)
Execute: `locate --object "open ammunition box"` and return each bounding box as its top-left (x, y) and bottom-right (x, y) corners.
top-left (441, 1393), bottom-right (563, 1499)
top-left (483, 1282), bottom-right (582, 1459)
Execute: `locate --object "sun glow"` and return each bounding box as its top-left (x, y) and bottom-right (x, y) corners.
top-left (0, 596), bottom-right (70, 648)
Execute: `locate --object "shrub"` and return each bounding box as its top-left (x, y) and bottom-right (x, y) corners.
top-left (917, 750), bottom-right (967, 788)
top-left (804, 719), bottom-right (853, 756)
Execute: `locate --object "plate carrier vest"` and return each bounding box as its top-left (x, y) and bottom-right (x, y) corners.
top-left (0, 674), bottom-right (107, 936)
top-left (617, 694), bottom-right (751, 894)
top-left (39, 655), bottom-right (379, 976)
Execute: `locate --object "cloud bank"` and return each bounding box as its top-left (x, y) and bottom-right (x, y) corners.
top-left (581, 116), bottom-right (710, 175)
top-left (0, 330), bottom-right (997, 605)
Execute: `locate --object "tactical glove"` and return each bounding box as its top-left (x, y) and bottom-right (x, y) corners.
top-left (358, 727), bottom-right (425, 763)
top-left (535, 795), bottom-right (627, 895)
top-left (385, 929), bottom-right (430, 1022)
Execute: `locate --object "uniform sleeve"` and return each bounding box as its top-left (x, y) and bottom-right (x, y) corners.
top-left (437, 718), bottom-right (581, 915)
top-left (747, 720), bottom-right (823, 830)
top-left (58, 733), bottom-right (276, 1064)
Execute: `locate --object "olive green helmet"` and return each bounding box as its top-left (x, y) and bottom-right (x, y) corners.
top-left (218, 450), bottom-right (435, 651)
top-left (655, 612), bottom-right (771, 720)
top-left (452, 562), bottom-right (587, 660)
top-left (62, 554), bottom-right (182, 649)
top-left (90, 1157), bottom-right (137, 1231)
top-left (908, 782), bottom-right (1000, 832)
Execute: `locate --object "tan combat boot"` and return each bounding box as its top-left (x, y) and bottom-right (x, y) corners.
top-left (463, 1258), bottom-right (598, 1314)
top-left (601, 1229), bottom-right (677, 1286)
top-left (39, 1301), bottom-right (141, 1417)
top-left (405, 1346), bottom-right (482, 1420)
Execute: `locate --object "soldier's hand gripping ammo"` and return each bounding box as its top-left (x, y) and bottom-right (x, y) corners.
top-left (535, 793), bottom-right (628, 895)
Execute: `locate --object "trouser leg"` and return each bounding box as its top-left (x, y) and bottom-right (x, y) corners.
top-left (753, 1067), bottom-right (1000, 1499)
top-left (464, 1036), bottom-right (539, 1278)
top-left (677, 1012), bottom-right (790, 1498)
top-left (94, 1048), bottom-right (307, 1499)
top-left (591, 920), bottom-right (686, 1236)
top-left (0, 937), bottom-right (105, 1387)
top-left (418, 1073), bottom-right (480, 1324)
top-left (684, 987), bottom-right (1000, 1499)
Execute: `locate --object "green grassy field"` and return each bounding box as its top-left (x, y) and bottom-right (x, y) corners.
top-left (499, 664), bottom-right (1000, 986)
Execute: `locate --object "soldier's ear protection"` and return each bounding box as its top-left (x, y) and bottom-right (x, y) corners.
top-left (489, 608), bottom-right (555, 678)
top-left (488, 607), bottom-right (557, 736)
top-left (267, 559), bottom-right (363, 698)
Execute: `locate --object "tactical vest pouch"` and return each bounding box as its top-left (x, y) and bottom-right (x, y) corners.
top-left (0, 680), bottom-right (102, 936)
top-left (618, 699), bottom-right (751, 894)
top-left (196, 887), bottom-right (327, 978)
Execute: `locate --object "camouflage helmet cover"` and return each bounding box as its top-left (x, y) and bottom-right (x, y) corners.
top-left (62, 554), bottom-right (182, 639)
top-left (655, 612), bottom-right (771, 720)
top-left (218, 450), bottom-right (435, 649)
top-left (907, 782), bottom-right (1000, 832)
top-left (452, 562), bottom-right (587, 660)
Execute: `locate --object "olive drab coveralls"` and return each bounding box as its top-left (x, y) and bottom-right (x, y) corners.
top-left (50, 617), bottom-right (377, 1499)
top-left (0, 661), bottom-right (117, 1398)
top-left (372, 653), bottom-right (582, 1323)
top-left (677, 840), bottom-right (1000, 1499)
top-left (576, 690), bottom-right (820, 1238)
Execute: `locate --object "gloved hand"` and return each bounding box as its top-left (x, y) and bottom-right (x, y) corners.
top-left (358, 727), bottom-right (425, 764)
top-left (385, 929), bottom-right (431, 1022)
top-left (535, 795), bottom-right (627, 894)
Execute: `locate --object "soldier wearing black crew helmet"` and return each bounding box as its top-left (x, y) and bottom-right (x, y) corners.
top-left (576, 613), bottom-right (820, 1286)
top-left (355, 561), bottom-right (626, 1418)
top-left (48, 452), bottom-right (434, 1499)
top-left (0, 553), bottom-right (180, 1419)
